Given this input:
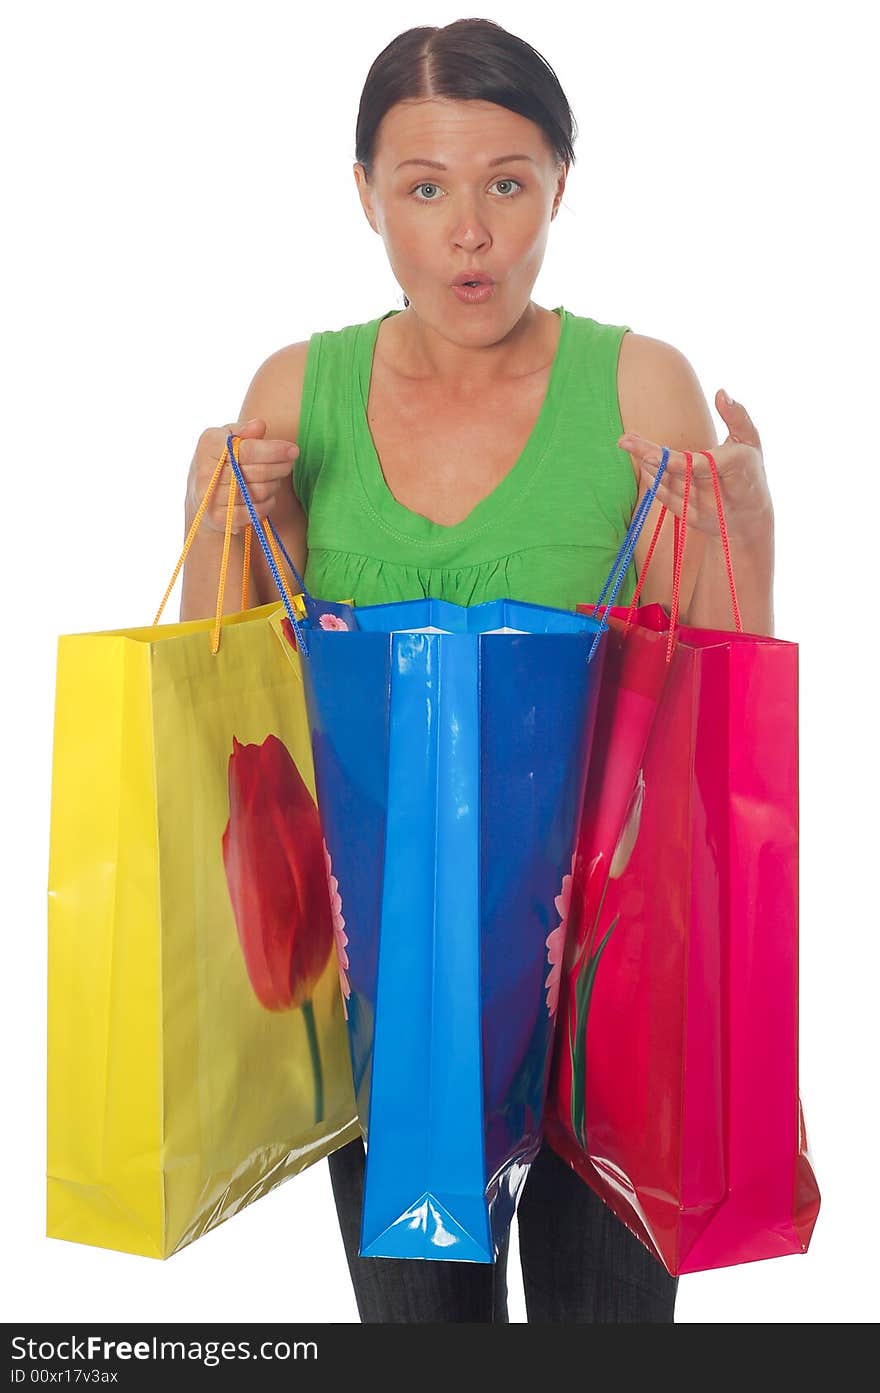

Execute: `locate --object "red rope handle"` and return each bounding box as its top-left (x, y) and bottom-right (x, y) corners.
top-left (621, 443), bottom-right (744, 653)
top-left (623, 505), bottom-right (667, 633)
top-left (699, 450), bottom-right (743, 633)
top-left (665, 453), bottom-right (693, 663)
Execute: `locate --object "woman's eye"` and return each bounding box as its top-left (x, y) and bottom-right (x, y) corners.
top-left (492, 178), bottom-right (522, 197)
top-left (410, 178), bottom-right (523, 201)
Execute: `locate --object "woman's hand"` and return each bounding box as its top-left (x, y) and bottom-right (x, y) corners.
top-left (186, 418), bottom-right (300, 536)
top-left (618, 391), bottom-right (773, 541)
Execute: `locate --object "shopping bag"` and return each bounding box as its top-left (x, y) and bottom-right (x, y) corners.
top-left (546, 450), bottom-right (821, 1274)
top-left (47, 457), bottom-right (359, 1259)
top-left (225, 438), bottom-right (619, 1264)
top-left (282, 597), bottom-right (606, 1263)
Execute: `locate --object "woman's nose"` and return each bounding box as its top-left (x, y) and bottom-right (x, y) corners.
top-left (450, 202), bottom-right (492, 250)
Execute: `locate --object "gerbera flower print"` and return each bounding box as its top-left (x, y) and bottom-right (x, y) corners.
top-left (545, 853), bottom-right (576, 1018)
top-left (323, 840), bottom-right (351, 1019)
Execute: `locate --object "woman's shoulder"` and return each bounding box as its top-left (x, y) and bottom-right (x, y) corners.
top-left (564, 308), bottom-right (690, 372)
top-left (617, 325), bottom-right (694, 373)
top-left (616, 328), bottom-right (707, 439)
top-left (562, 314), bottom-right (702, 486)
top-left (240, 311), bottom-right (385, 439)
top-left (239, 339), bottom-right (311, 441)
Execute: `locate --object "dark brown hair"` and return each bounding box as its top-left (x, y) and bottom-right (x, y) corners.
top-left (356, 18), bottom-right (577, 174)
top-left (355, 19), bottom-right (577, 311)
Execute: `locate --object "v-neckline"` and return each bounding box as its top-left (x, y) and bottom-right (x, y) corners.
top-left (353, 305), bottom-right (571, 545)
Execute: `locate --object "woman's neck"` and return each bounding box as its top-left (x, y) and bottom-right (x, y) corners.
top-left (378, 300), bottom-right (560, 393)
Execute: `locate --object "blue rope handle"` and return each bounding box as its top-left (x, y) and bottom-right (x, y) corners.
top-left (587, 446), bottom-right (669, 662)
top-left (226, 434), bottom-right (310, 657)
top-left (266, 517), bottom-right (308, 596)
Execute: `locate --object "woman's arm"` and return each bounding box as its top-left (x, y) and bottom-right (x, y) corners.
top-left (618, 334), bottom-right (712, 620)
top-left (618, 334), bottom-right (774, 634)
top-left (179, 341), bottom-right (310, 621)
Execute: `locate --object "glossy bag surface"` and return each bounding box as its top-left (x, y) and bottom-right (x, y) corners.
top-left (47, 602), bottom-right (359, 1258)
top-left (546, 604), bottom-right (821, 1274)
top-left (273, 598), bottom-right (606, 1262)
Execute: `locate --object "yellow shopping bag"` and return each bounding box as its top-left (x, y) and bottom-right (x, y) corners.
top-left (47, 442), bottom-right (358, 1258)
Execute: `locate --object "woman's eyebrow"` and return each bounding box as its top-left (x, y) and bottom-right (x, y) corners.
top-left (393, 154), bottom-right (536, 171)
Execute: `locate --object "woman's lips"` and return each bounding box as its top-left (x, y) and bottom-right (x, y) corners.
top-left (451, 282), bottom-right (495, 304)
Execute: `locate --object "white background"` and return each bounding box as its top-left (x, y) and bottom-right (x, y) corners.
top-left (3, 0), bottom-right (877, 1324)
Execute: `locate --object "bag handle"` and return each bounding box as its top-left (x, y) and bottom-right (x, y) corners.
top-left (224, 433), bottom-right (312, 656)
top-left (700, 449), bottom-right (742, 632)
top-left (622, 448), bottom-right (742, 660)
top-left (666, 454), bottom-right (694, 660)
top-left (152, 436), bottom-right (310, 656)
top-left (587, 447), bottom-right (670, 661)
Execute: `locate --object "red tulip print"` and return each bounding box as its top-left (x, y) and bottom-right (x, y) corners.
top-left (221, 733), bottom-right (334, 1120)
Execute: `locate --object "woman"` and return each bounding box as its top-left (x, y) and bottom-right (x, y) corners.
top-left (180, 19), bottom-right (775, 1322)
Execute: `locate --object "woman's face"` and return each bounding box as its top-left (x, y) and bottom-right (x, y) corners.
top-left (354, 98), bottom-right (567, 335)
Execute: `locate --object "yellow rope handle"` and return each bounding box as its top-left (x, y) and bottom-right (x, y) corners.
top-left (219, 439), bottom-right (300, 642)
top-left (153, 436), bottom-right (256, 653)
top-left (152, 434), bottom-right (308, 652)
top-left (210, 442), bottom-right (241, 653)
top-left (242, 523), bottom-right (252, 610)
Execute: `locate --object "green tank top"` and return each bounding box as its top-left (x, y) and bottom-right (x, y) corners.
top-left (293, 305), bottom-right (638, 611)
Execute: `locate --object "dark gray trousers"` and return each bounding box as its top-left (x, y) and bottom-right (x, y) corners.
top-left (327, 1136), bottom-right (678, 1323)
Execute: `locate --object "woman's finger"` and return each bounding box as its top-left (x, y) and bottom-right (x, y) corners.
top-left (620, 436), bottom-right (698, 476)
top-left (639, 470), bottom-right (701, 510)
top-left (637, 477), bottom-right (722, 528)
top-left (715, 390), bottom-right (762, 448)
top-left (621, 435), bottom-right (743, 480)
top-left (639, 467), bottom-right (688, 501)
top-left (640, 482), bottom-right (677, 513)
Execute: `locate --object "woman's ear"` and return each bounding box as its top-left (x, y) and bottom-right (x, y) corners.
top-left (551, 162), bottom-right (568, 220)
top-left (353, 163), bottom-right (379, 234)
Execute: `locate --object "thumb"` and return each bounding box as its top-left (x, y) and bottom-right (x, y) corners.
top-left (225, 418), bottom-right (267, 458)
top-left (715, 389), bottom-right (761, 447)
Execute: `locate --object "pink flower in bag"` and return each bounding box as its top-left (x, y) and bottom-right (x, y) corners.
top-left (545, 853), bottom-right (576, 1018)
top-left (323, 839), bottom-right (351, 1019)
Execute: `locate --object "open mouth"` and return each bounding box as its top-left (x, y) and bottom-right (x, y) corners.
top-left (452, 279), bottom-right (495, 301)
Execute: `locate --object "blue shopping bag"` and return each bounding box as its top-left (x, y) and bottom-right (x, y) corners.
top-left (225, 435), bottom-right (666, 1264)
top-left (304, 598), bottom-right (606, 1262)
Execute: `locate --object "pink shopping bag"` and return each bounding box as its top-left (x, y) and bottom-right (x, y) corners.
top-left (546, 451), bottom-right (821, 1274)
